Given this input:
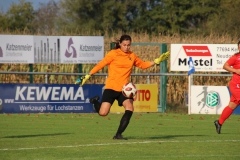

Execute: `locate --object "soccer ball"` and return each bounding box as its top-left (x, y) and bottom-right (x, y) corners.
top-left (122, 82), bottom-right (137, 98)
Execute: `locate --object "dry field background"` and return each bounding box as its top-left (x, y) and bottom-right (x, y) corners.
top-left (0, 30), bottom-right (238, 108)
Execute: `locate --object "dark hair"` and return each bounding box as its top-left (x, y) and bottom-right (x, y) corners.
top-left (113, 35), bottom-right (132, 49)
top-left (234, 40), bottom-right (240, 55)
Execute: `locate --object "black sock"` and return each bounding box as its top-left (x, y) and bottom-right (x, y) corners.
top-left (93, 100), bottom-right (101, 113)
top-left (116, 110), bottom-right (133, 135)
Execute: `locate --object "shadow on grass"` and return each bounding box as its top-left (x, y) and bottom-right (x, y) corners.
top-left (126, 134), bottom-right (205, 140)
top-left (3, 133), bottom-right (71, 138)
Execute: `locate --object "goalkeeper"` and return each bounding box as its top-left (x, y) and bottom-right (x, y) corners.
top-left (77, 34), bottom-right (170, 140)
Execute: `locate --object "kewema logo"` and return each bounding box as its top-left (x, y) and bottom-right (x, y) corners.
top-left (65, 38), bottom-right (77, 58)
top-left (182, 46), bottom-right (212, 56)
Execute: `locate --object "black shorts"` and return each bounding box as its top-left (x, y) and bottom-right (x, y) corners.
top-left (101, 89), bottom-right (132, 106)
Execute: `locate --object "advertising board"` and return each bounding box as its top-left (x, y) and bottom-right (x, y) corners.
top-left (171, 44), bottom-right (238, 72)
top-left (0, 84), bottom-right (104, 113)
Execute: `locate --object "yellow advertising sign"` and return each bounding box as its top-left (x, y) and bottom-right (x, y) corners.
top-left (110, 84), bottom-right (158, 113)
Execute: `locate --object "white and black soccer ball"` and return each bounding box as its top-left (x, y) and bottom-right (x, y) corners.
top-left (122, 82), bottom-right (137, 98)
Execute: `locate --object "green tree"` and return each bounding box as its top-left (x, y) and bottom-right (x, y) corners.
top-left (205, 0), bottom-right (240, 36)
top-left (3, 0), bottom-right (35, 31)
top-left (0, 13), bottom-right (8, 30)
top-left (57, 0), bottom-right (104, 33)
top-left (54, 0), bottom-right (240, 36)
top-left (32, 0), bottom-right (60, 34)
top-left (57, 0), bottom-right (147, 34)
top-left (131, 0), bottom-right (221, 35)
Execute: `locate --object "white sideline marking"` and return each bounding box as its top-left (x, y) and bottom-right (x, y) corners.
top-left (1, 139), bottom-right (240, 151)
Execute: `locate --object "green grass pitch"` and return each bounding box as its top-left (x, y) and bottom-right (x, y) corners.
top-left (0, 112), bottom-right (240, 160)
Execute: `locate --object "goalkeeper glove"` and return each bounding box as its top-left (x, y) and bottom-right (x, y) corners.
top-left (75, 77), bottom-right (82, 84)
top-left (75, 74), bottom-right (91, 86)
top-left (154, 51), bottom-right (170, 65)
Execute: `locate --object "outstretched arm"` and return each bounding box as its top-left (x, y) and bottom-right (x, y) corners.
top-left (134, 51), bottom-right (170, 69)
top-left (76, 51), bottom-right (114, 86)
top-left (149, 61), bottom-right (155, 66)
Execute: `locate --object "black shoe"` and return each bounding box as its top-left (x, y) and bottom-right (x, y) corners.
top-left (214, 120), bottom-right (222, 134)
top-left (113, 134), bottom-right (127, 140)
top-left (90, 96), bottom-right (99, 104)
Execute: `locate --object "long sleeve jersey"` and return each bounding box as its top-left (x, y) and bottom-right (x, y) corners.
top-left (90, 48), bottom-right (152, 91)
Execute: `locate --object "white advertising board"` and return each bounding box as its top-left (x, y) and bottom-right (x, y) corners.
top-left (34, 36), bottom-right (60, 63)
top-left (60, 36), bottom-right (104, 64)
top-left (190, 86), bottom-right (230, 114)
top-left (0, 35), bottom-right (34, 63)
top-left (171, 44), bottom-right (238, 72)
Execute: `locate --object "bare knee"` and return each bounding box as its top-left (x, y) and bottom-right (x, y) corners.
top-left (122, 99), bottom-right (134, 111)
top-left (228, 102), bottom-right (238, 109)
top-left (99, 111), bottom-right (108, 116)
top-left (99, 102), bottom-right (111, 116)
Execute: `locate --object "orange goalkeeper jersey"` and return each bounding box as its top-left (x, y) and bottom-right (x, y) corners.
top-left (90, 48), bottom-right (152, 91)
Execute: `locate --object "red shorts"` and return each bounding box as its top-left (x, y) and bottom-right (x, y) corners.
top-left (229, 82), bottom-right (240, 104)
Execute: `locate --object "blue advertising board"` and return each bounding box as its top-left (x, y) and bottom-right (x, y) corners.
top-left (0, 84), bottom-right (104, 113)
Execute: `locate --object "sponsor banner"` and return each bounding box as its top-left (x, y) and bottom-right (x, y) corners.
top-left (0, 35), bottom-right (34, 63)
top-left (0, 84), bottom-right (104, 113)
top-left (0, 35), bottom-right (104, 64)
top-left (110, 84), bottom-right (158, 113)
top-left (34, 36), bottom-right (60, 63)
top-left (60, 36), bottom-right (104, 64)
top-left (190, 85), bottom-right (240, 114)
top-left (171, 44), bottom-right (238, 72)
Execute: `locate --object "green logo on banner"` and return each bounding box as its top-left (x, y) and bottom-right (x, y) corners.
top-left (206, 91), bottom-right (219, 108)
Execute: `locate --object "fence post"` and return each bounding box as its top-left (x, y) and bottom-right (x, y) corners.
top-left (29, 64), bottom-right (33, 83)
top-left (110, 42), bottom-right (115, 50)
top-left (159, 44), bottom-right (168, 113)
top-left (78, 64), bottom-right (82, 73)
top-left (45, 74), bottom-right (48, 84)
top-left (78, 35), bottom-right (83, 74)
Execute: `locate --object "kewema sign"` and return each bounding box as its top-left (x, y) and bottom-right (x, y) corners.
top-left (171, 44), bottom-right (238, 72)
top-left (0, 84), bottom-right (104, 113)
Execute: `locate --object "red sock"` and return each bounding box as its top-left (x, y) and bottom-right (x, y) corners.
top-left (219, 106), bottom-right (234, 125)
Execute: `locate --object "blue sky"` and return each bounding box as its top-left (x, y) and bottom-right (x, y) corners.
top-left (0, 0), bottom-right (59, 13)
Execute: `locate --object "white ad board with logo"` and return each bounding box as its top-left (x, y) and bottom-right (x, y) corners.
top-left (34, 36), bottom-right (60, 63)
top-left (190, 86), bottom-right (230, 114)
top-left (60, 36), bottom-right (104, 64)
top-left (171, 44), bottom-right (238, 72)
top-left (0, 35), bottom-right (34, 63)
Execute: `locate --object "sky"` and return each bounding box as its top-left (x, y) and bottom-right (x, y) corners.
top-left (0, 0), bottom-right (59, 13)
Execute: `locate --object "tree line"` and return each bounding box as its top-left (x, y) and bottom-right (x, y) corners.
top-left (0, 0), bottom-right (239, 36)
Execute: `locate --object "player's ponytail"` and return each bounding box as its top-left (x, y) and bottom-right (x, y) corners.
top-left (113, 39), bottom-right (120, 49)
top-left (234, 41), bottom-right (240, 55)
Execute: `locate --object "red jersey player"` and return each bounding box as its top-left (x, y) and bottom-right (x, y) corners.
top-left (214, 40), bottom-right (240, 134)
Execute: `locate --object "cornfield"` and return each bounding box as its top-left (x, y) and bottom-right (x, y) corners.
top-left (0, 30), bottom-right (238, 108)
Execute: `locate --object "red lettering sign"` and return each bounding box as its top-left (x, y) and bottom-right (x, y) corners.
top-left (134, 90), bottom-right (151, 101)
top-left (183, 46), bottom-right (212, 56)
